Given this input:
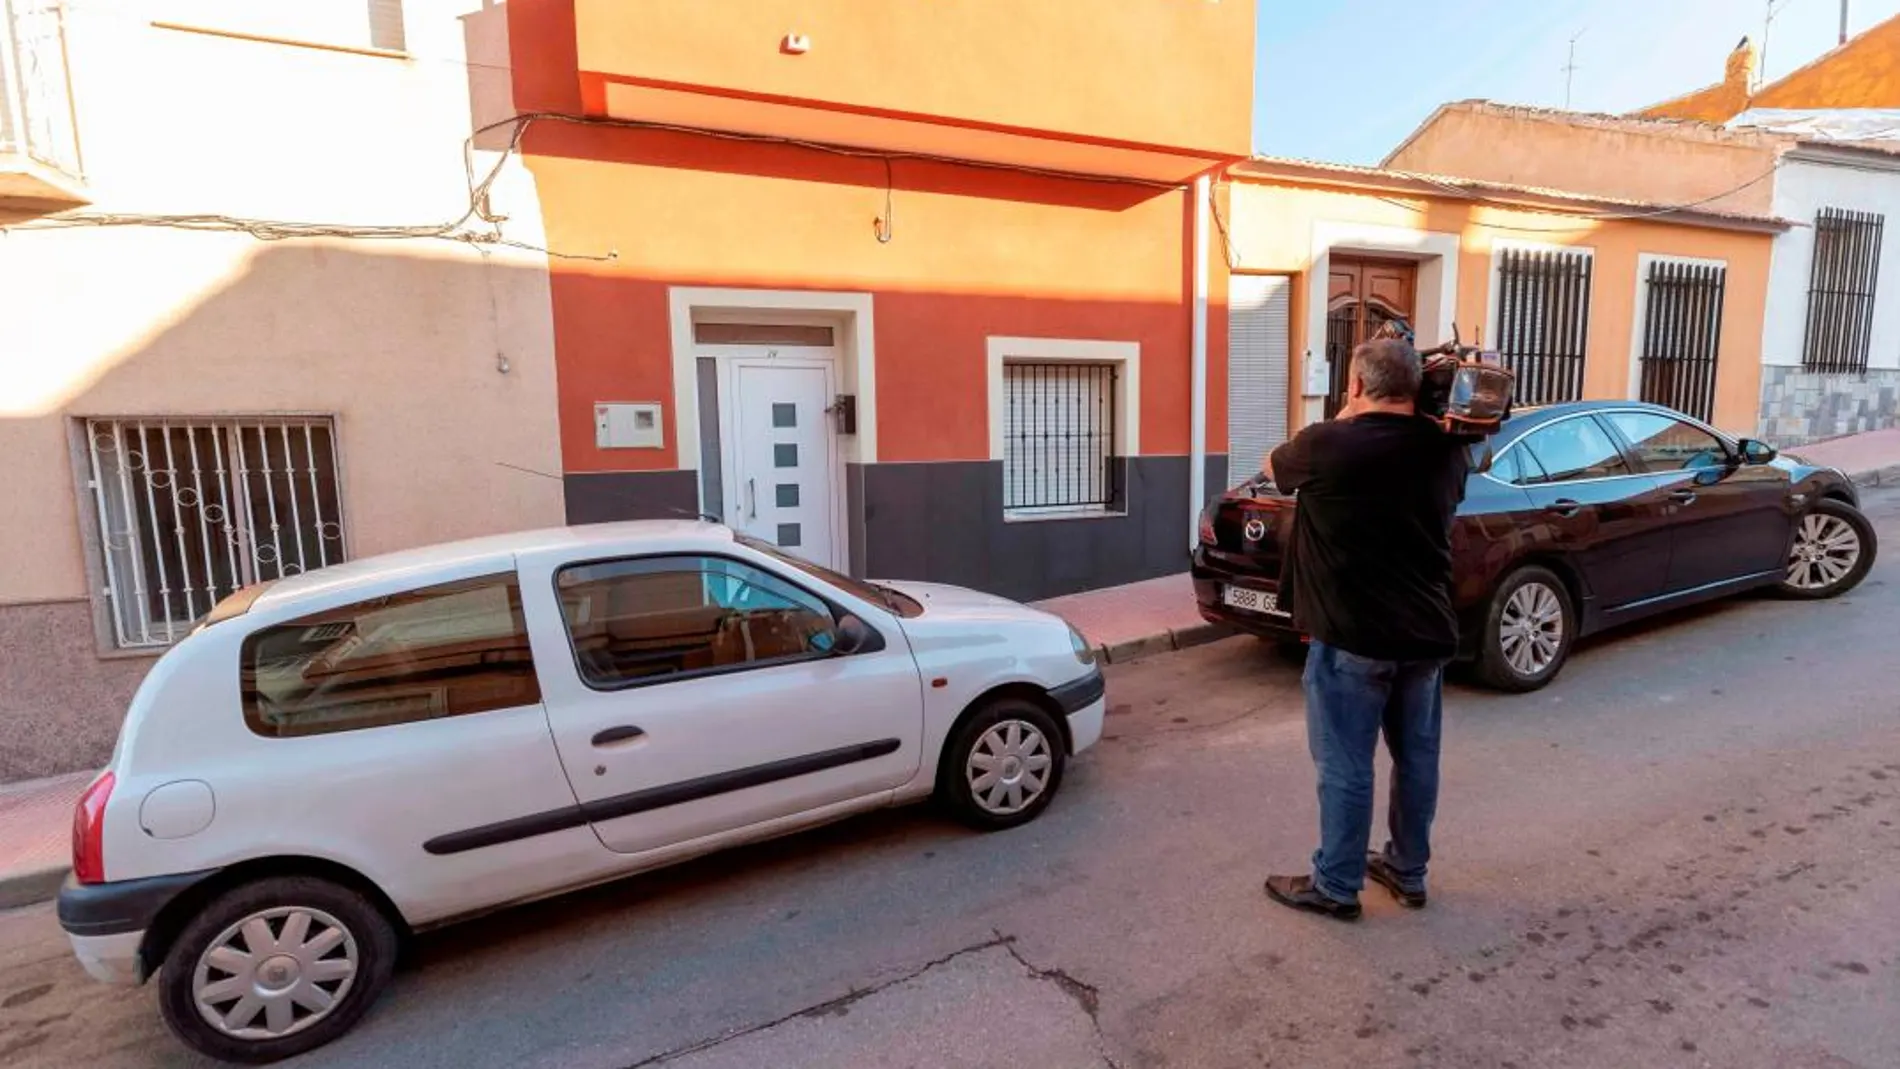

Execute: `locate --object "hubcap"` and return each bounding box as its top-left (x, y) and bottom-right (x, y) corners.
top-left (1787, 513), bottom-right (1860, 591)
top-left (193, 906), bottom-right (358, 1041)
top-left (1499, 581), bottom-right (1564, 678)
top-left (967, 719), bottom-right (1053, 815)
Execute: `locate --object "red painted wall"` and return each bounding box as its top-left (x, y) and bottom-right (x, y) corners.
top-left (518, 121), bottom-right (1228, 472)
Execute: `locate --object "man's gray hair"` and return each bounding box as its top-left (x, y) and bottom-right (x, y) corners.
top-left (1351, 337), bottom-right (1422, 402)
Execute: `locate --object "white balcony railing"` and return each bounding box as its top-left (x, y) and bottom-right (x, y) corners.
top-left (0, 0), bottom-right (81, 179)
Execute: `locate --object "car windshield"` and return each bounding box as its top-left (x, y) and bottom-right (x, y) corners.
top-left (735, 535), bottom-right (920, 616)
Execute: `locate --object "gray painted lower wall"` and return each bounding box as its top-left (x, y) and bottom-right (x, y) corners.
top-left (1759, 365), bottom-right (1900, 446)
top-left (859, 455), bottom-right (1229, 603)
top-left (560, 456), bottom-right (1230, 603)
top-left (562, 470), bottom-right (701, 525)
top-left (1, 600), bottom-right (151, 782)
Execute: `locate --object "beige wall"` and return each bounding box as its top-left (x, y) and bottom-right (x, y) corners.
top-left (0, 2), bottom-right (562, 778)
top-left (1226, 178), bottom-right (1773, 437)
top-left (0, 1), bottom-right (564, 606)
top-left (1386, 106), bottom-right (1783, 219)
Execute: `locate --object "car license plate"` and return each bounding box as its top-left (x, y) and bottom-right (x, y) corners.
top-left (1222, 585), bottom-right (1288, 616)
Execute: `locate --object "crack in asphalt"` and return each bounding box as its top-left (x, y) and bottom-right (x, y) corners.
top-left (619, 931), bottom-right (1123, 1069)
top-left (619, 934), bottom-right (1013, 1067)
top-left (995, 931), bottom-right (1125, 1069)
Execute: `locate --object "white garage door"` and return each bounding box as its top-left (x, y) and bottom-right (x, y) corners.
top-left (1228, 274), bottom-right (1291, 486)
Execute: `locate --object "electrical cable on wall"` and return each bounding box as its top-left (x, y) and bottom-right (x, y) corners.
top-left (0, 109), bottom-right (1185, 256)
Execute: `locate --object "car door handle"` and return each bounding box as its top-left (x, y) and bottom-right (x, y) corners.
top-left (1544, 499), bottom-right (1583, 518)
top-left (590, 725), bottom-right (646, 747)
top-left (1669, 489), bottom-right (1698, 505)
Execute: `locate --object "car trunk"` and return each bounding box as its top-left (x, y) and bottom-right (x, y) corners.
top-left (1204, 479), bottom-right (1298, 578)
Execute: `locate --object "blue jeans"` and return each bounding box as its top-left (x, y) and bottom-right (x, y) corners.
top-left (1302, 641), bottom-right (1445, 904)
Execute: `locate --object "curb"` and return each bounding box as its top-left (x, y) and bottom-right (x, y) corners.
top-left (0, 865), bottom-right (66, 911)
top-left (1099, 621), bottom-right (1233, 665)
top-left (1849, 463), bottom-right (1900, 489)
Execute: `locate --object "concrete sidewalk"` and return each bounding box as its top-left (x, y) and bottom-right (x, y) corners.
top-left (2, 426), bottom-right (1895, 911)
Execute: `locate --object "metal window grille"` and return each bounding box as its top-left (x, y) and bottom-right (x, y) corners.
top-left (1002, 363), bottom-right (1118, 512)
top-left (83, 418), bottom-right (346, 648)
top-left (1802, 207), bottom-right (1884, 374)
top-left (1638, 260), bottom-right (1727, 422)
top-left (1495, 247), bottom-right (1594, 405)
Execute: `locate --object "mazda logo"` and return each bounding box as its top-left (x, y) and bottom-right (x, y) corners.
top-left (1243, 519), bottom-right (1267, 541)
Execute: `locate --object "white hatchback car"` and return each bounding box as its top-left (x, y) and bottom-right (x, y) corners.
top-left (57, 521), bottom-right (1105, 1063)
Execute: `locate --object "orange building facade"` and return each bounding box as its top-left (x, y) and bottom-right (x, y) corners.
top-left (1219, 160), bottom-right (1784, 477)
top-left (1640, 14), bottom-right (1900, 123)
top-left (501, 0), bottom-right (1253, 600)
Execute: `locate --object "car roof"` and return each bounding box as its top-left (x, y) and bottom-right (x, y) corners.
top-left (252, 519), bottom-right (731, 609)
top-left (1497, 400), bottom-right (1718, 443)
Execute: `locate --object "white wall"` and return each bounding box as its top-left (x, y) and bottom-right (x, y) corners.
top-left (1763, 153), bottom-right (1900, 370)
top-left (0, 0), bottom-right (563, 606)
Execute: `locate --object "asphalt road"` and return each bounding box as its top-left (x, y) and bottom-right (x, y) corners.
top-left (5, 489), bottom-right (1900, 1069)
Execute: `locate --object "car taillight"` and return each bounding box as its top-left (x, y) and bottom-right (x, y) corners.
top-left (72, 771), bottom-right (114, 885)
top-left (1198, 506), bottom-right (1217, 546)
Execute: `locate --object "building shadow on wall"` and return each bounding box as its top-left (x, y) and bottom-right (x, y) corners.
top-left (0, 241), bottom-right (563, 782)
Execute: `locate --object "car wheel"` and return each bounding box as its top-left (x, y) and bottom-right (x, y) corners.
top-left (156, 875), bottom-right (397, 1064)
top-left (1475, 565), bottom-right (1575, 693)
top-left (1776, 499), bottom-right (1877, 600)
top-left (938, 698), bottom-right (1067, 831)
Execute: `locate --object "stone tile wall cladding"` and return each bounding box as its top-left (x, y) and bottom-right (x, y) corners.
top-left (1759, 366), bottom-right (1900, 446)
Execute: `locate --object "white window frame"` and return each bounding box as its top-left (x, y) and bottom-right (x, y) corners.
top-left (71, 415), bottom-right (351, 654)
top-left (985, 337), bottom-right (1139, 522)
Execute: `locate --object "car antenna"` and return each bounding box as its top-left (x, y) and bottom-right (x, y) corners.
top-left (495, 461), bottom-right (722, 525)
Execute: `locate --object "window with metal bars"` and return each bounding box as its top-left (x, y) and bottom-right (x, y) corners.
top-left (1002, 363), bottom-right (1119, 514)
top-left (1637, 259), bottom-right (1727, 423)
top-left (1802, 207), bottom-right (1884, 374)
top-left (1493, 247), bottom-right (1594, 406)
top-left (82, 417), bottom-right (346, 649)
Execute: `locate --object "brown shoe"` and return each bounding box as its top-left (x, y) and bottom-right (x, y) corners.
top-left (1366, 854), bottom-right (1427, 909)
top-left (1264, 874), bottom-right (1361, 921)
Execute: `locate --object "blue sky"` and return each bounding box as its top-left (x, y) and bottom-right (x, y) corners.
top-left (1254, 0), bottom-right (1900, 164)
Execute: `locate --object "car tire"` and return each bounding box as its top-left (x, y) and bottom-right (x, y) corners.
top-left (156, 875), bottom-right (398, 1064)
top-left (938, 698), bottom-right (1068, 831)
top-left (1775, 499), bottom-right (1877, 600)
top-left (1475, 565), bottom-right (1576, 693)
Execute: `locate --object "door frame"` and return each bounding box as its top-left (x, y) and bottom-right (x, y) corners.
top-left (710, 351), bottom-right (849, 571)
top-left (668, 287), bottom-right (875, 573)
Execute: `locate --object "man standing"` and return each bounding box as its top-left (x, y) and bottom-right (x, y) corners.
top-left (1261, 337), bottom-right (1471, 921)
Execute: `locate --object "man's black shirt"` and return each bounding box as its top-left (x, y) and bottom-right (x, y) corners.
top-left (1267, 412), bottom-right (1471, 662)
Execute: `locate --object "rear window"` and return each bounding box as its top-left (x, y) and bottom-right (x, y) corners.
top-left (241, 573), bottom-right (540, 739)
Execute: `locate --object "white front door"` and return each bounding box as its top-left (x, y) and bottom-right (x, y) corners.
top-left (727, 360), bottom-right (841, 569)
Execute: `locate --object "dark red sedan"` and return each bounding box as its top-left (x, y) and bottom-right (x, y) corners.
top-left (1194, 401), bottom-right (1878, 691)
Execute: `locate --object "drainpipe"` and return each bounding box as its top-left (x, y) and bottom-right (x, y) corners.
top-left (1189, 174), bottom-right (1211, 551)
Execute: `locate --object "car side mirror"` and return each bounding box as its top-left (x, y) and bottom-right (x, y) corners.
top-left (827, 614), bottom-right (875, 656)
top-left (1736, 438), bottom-right (1778, 465)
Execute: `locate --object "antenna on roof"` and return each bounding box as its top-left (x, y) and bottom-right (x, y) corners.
top-left (1842, 0), bottom-right (1852, 45)
top-left (1562, 29), bottom-right (1586, 109)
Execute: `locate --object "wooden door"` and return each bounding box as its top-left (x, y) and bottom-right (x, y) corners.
top-left (1324, 258), bottom-right (1417, 417)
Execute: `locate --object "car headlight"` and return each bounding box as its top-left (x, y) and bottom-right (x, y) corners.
top-left (1068, 624), bottom-right (1097, 665)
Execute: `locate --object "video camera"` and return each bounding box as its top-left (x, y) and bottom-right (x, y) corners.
top-left (1371, 318), bottom-right (1515, 436)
